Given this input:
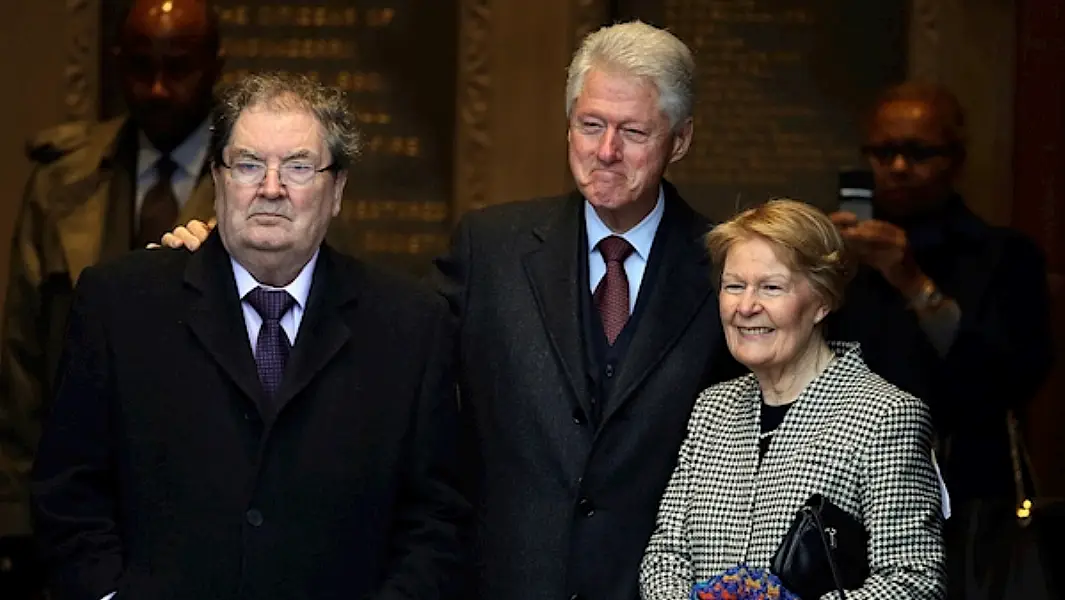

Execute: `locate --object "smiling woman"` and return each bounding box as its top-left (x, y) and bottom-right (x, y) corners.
top-left (705, 199), bottom-right (852, 403)
top-left (640, 198), bottom-right (949, 600)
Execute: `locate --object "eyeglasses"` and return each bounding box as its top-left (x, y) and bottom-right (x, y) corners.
top-left (220, 159), bottom-right (335, 187)
top-left (861, 142), bottom-right (956, 165)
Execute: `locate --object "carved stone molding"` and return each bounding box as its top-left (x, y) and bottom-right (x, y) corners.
top-left (64, 0), bottom-right (99, 122)
top-left (454, 0), bottom-right (492, 217)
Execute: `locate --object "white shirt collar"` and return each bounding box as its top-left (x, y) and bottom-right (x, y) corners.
top-left (230, 250), bottom-right (319, 310)
top-left (584, 185), bottom-right (665, 260)
top-left (137, 119), bottom-right (211, 179)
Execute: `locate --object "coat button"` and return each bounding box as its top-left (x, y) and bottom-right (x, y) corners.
top-left (572, 409), bottom-right (586, 425)
top-left (569, 595), bottom-right (581, 600)
top-left (245, 508), bottom-right (264, 527)
top-left (577, 497), bottom-right (594, 517)
top-left (605, 363), bottom-right (615, 378)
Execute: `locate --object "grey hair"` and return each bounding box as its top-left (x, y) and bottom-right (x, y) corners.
top-left (209, 71), bottom-right (361, 171)
top-left (565, 21), bottom-right (695, 130)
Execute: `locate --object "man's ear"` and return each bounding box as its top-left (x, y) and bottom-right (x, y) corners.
top-left (669, 117), bottom-right (694, 164)
top-left (210, 163), bottom-right (223, 188)
top-left (331, 171), bottom-right (347, 217)
top-left (210, 165), bottom-right (225, 213)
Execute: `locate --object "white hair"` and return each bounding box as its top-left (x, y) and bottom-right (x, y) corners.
top-left (565, 21), bottom-right (695, 130)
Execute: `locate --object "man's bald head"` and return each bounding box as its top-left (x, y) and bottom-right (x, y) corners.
top-left (120, 0), bottom-right (220, 53)
top-left (116, 0), bottom-right (224, 152)
top-left (862, 81), bottom-right (965, 218)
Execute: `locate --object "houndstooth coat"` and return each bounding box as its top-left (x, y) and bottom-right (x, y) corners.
top-left (640, 342), bottom-right (946, 600)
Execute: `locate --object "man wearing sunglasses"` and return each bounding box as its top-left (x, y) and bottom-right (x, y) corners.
top-left (829, 81), bottom-right (1054, 596)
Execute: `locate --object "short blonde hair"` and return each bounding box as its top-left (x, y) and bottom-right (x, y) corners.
top-left (706, 199), bottom-right (854, 311)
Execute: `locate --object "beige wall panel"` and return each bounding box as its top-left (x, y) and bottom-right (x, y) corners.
top-left (0, 0), bottom-right (98, 311)
top-left (910, 0), bottom-right (1016, 226)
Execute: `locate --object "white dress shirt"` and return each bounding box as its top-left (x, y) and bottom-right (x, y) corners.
top-left (134, 120), bottom-right (211, 224)
top-left (231, 252), bottom-right (318, 351)
top-left (99, 252), bottom-right (318, 600)
top-left (585, 186), bottom-right (665, 313)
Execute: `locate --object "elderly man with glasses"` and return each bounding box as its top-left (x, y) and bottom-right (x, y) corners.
top-left (30, 72), bottom-right (468, 600)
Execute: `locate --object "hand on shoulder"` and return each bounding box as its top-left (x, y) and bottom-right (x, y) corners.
top-left (147, 218), bottom-right (216, 251)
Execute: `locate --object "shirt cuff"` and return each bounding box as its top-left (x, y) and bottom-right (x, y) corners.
top-left (932, 450), bottom-right (952, 519)
top-left (915, 298), bottom-right (962, 357)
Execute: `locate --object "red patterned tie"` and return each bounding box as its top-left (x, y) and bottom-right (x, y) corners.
top-left (594, 235), bottom-right (635, 345)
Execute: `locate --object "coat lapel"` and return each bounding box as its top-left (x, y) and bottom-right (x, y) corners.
top-left (53, 120), bottom-right (216, 283)
top-left (183, 232), bottom-right (263, 406)
top-left (521, 193), bottom-right (593, 416)
top-left (600, 185), bottom-right (715, 426)
top-left (53, 119), bottom-right (133, 283)
top-left (53, 175), bottom-right (110, 284)
top-left (272, 247), bottom-right (358, 414)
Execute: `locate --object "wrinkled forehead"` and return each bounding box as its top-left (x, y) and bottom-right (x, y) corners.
top-left (572, 68), bottom-right (665, 121)
top-left (869, 100), bottom-right (950, 143)
top-left (723, 236), bottom-right (798, 276)
top-left (227, 106), bottom-right (329, 160)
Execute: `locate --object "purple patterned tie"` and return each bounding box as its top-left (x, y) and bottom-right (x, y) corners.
top-left (244, 287), bottom-right (296, 399)
top-left (593, 235), bottom-right (635, 345)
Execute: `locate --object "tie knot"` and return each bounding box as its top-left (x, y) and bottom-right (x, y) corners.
top-left (156, 155), bottom-right (177, 179)
top-left (598, 235), bottom-right (634, 263)
top-left (245, 287), bottom-right (296, 322)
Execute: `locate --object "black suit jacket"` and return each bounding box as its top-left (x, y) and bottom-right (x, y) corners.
top-left (30, 232), bottom-right (468, 600)
top-left (828, 199), bottom-right (1054, 502)
top-left (433, 183), bottom-right (738, 600)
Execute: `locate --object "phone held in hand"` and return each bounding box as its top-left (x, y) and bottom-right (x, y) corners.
top-left (837, 169), bottom-right (874, 221)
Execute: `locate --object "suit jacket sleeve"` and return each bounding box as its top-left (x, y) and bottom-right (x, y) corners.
top-left (30, 264), bottom-right (123, 600)
top-left (639, 391), bottom-right (703, 600)
top-left (934, 233), bottom-right (1054, 426)
top-left (836, 395), bottom-right (946, 600)
top-left (428, 213), bottom-right (483, 598)
top-left (375, 297), bottom-right (470, 600)
top-left (430, 213), bottom-right (473, 335)
top-left (0, 175), bottom-right (51, 534)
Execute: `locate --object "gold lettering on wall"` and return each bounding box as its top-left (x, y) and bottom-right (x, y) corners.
top-left (220, 6), bottom-right (399, 28)
top-left (364, 8), bottom-right (396, 27)
top-left (223, 38), bottom-right (357, 60)
top-left (663, 0), bottom-right (857, 193)
top-left (361, 232), bottom-right (450, 255)
top-left (335, 71), bottom-right (385, 93)
top-left (214, 0), bottom-right (455, 268)
top-left (364, 135), bottom-right (421, 157)
top-left (218, 6), bottom-right (250, 26)
top-left (348, 200), bottom-right (449, 222)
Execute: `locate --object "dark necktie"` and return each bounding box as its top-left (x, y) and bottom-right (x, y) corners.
top-left (593, 235), bottom-right (635, 345)
top-left (245, 287), bottom-right (296, 400)
top-left (137, 155), bottom-right (179, 248)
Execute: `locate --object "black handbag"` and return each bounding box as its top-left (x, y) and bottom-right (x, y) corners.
top-left (771, 493), bottom-right (870, 599)
top-left (947, 411), bottom-right (1064, 599)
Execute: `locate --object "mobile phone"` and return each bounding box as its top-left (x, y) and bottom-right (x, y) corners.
top-left (837, 169), bottom-right (874, 221)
